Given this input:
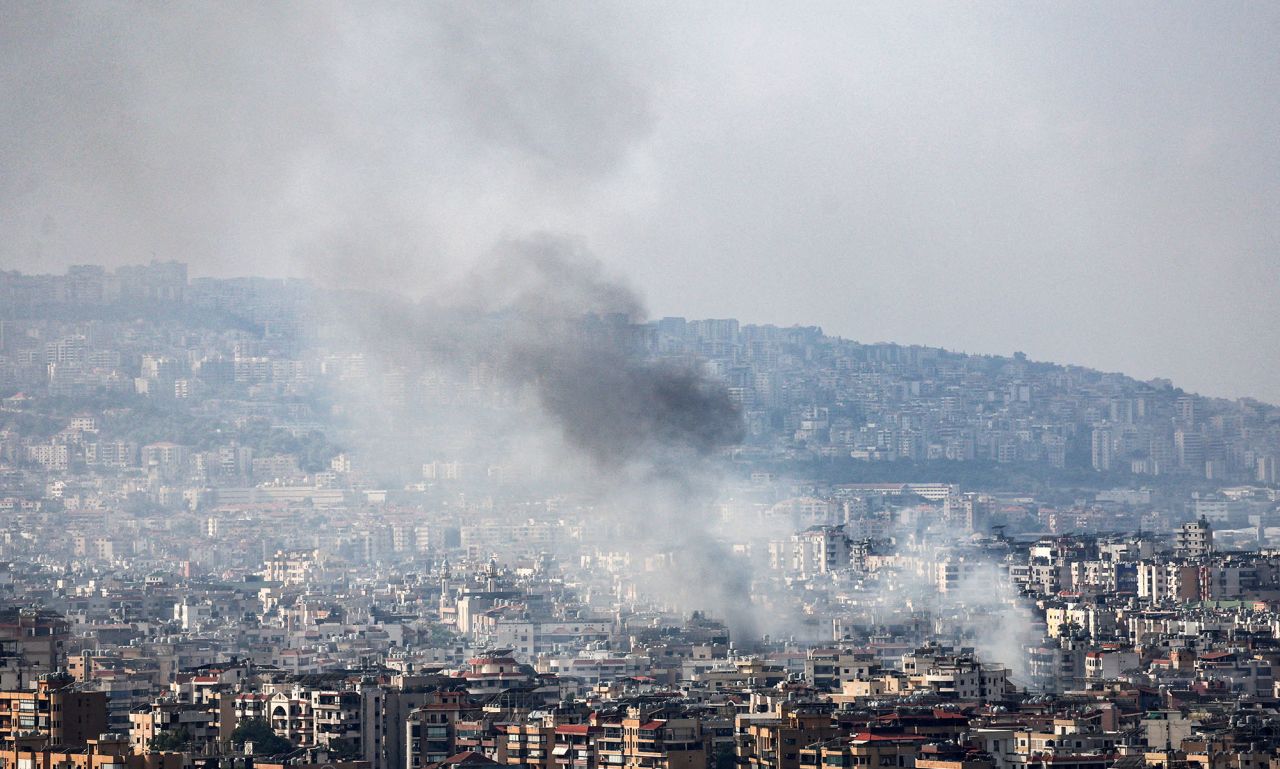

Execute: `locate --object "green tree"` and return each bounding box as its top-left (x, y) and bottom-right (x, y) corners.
top-left (327, 739), bottom-right (363, 760)
top-left (149, 728), bottom-right (191, 752)
top-left (231, 719), bottom-right (294, 756)
top-left (713, 742), bottom-right (737, 769)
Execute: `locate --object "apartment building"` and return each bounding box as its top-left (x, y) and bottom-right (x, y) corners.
top-left (0, 674), bottom-right (108, 747)
top-left (595, 709), bottom-right (708, 769)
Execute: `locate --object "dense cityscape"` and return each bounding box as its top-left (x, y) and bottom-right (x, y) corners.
top-left (0, 260), bottom-right (1277, 769)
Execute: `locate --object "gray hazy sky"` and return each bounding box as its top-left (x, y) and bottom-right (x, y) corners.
top-left (2, 3), bottom-right (1278, 401)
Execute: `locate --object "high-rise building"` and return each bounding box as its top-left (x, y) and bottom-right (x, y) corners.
top-left (1258, 456), bottom-right (1278, 485)
top-left (1175, 429), bottom-right (1204, 470)
top-left (1091, 426), bottom-right (1113, 472)
top-left (1175, 396), bottom-right (1197, 426)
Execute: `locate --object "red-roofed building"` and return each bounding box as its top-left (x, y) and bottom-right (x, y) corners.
top-left (871, 710), bottom-right (971, 740)
top-left (457, 658), bottom-right (536, 695)
top-left (428, 751), bottom-right (501, 769)
top-left (595, 709), bottom-right (708, 769)
top-left (553, 723), bottom-right (600, 769)
top-left (799, 733), bottom-right (925, 769)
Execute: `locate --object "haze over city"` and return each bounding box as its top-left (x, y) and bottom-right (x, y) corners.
top-left (3, 8), bottom-right (1280, 769)
top-left (2, 3), bottom-right (1278, 401)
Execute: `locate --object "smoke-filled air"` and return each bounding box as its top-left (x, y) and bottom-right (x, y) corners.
top-left (312, 234), bottom-right (755, 637)
top-left (5, 4), bottom-right (1280, 758)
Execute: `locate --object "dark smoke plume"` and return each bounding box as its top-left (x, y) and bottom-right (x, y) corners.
top-left (327, 234), bottom-right (754, 638)
top-left (349, 235), bottom-right (744, 470)
top-left (457, 236), bottom-right (743, 470)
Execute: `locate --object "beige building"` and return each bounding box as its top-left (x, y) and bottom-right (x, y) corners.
top-left (596, 709), bottom-right (708, 769)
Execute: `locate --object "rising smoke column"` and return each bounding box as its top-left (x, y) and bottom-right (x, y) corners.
top-left (332, 234), bottom-right (755, 639)
top-left (472, 239), bottom-right (742, 468)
